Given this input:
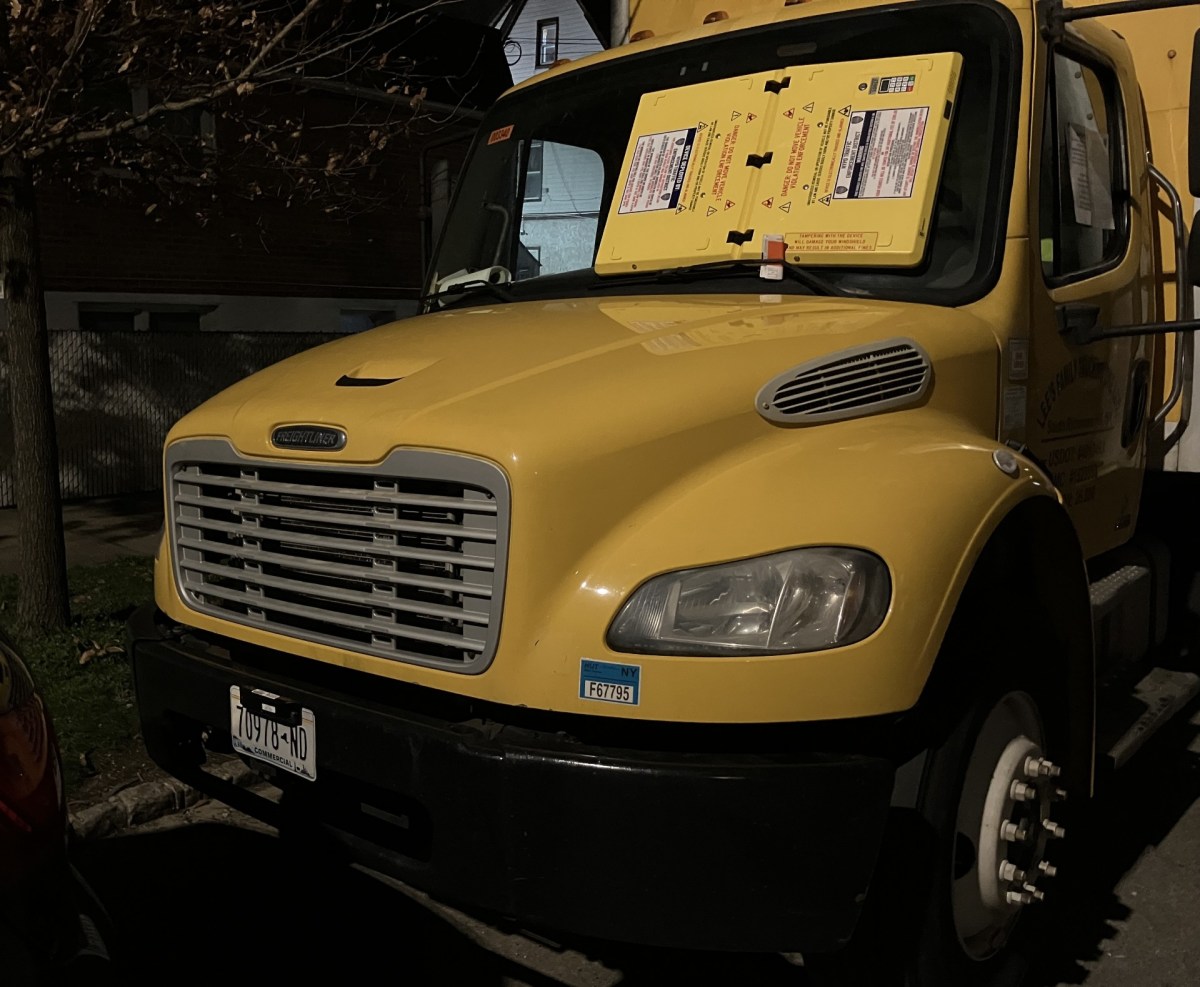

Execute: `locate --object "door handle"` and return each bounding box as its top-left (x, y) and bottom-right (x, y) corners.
top-left (1055, 303), bottom-right (1101, 344)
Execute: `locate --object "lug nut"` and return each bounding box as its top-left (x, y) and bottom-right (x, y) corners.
top-left (1038, 860), bottom-right (1058, 877)
top-left (1006, 890), bottom-right (1033, 906)
top-left (1024, 756), bottom-right (1062, 779)
top-left (1010, 780), bottom-right (1037, 802)
top-left (1054, 787), bottom-right (1068, 801)
top-left (1022, 883), bottom-right (1046, 902)
top-left (999, 860), bottom-right (1026, 883)
top-left (1043, 819), bottom-right (1066, 839)
top-left (1001, 819), bottom-right (1030, 842)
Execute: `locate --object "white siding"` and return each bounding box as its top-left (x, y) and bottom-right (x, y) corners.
top-left (522, 142), bottom-right (604, 219)
top-left (520, 141), bottom-right (604, 276)
top-left (504, 0), bottom-right (603, 85)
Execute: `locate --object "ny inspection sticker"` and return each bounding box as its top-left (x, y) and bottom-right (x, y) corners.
top-left (579, 659), bottom-right (641, 705)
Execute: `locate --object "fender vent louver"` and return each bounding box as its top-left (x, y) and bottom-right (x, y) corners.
top-left (757, 338), bottom-right (932, 425)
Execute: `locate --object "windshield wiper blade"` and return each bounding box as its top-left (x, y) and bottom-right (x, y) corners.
top-left (592, 258), bottom-right (844, 297)
top-left (422, 279), bottom-right (515, 307)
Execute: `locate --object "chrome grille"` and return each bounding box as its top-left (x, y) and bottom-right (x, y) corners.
top-left (756, 339), bottom-right (932, 425)
top-left (167, 439), bottom-right (509, 672)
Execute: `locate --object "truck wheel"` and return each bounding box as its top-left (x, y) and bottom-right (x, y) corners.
top-left (807, 686), bottom-right (1068, 987)
top-left (907, 687), bottom-right (1067, 986)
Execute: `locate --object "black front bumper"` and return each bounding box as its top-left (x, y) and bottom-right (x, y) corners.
top-left (129, 604), bottom-right (895, 952)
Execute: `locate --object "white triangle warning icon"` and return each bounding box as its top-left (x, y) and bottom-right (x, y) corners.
top-left (676, 206), bottom-right (686, 214)
top-left (762, 197), bottom-right (774, 208)
top-left (803, 101), bottom-right (815, 113)
top-left (783, 107), bottom-right (795, 119)
top-left (698, 120), bottom-right (708, 131)
top-left (839, 105), bottom-right (852, 117)
top-left (819, 194), bottom-right (832, 206)
top-left (707, 206), bottom-right (718, 217)
top-left (725, 199), bottom-right (736, 210)
top-left (779, 201), bottom-right (793, 213)
top-left (747, 112), bottom-right (757, 121)
top-left (731, 110), bottom-right (742, 120)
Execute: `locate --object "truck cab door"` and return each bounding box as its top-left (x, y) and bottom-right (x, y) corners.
top-left (1028, 32), bottom-right (1157, 559)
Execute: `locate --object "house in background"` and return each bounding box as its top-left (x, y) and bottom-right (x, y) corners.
top-left (27, 3), bottom-right (513, 337)
top-left (0, 3), bottom-right (515, 507)
top-left (493, 0), bottom-right (607, 279)
top-left (497, 0), bottom-right (607, 86)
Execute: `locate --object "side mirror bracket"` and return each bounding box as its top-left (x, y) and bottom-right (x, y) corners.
top-left (1057, 307), bottom-right (1200, 346)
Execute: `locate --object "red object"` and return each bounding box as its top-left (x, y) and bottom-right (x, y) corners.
top-left (0, 698), bottom-right (65, 877)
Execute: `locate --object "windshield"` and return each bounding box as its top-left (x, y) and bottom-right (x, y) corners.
top-left (428, 0), bottom-right (1020, 309)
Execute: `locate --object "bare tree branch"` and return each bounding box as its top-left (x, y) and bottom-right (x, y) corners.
top-left (13, 0), bottom-right (323, 158)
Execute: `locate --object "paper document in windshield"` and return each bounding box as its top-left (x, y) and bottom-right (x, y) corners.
top-left (595, 52), bottom-right (962, 273)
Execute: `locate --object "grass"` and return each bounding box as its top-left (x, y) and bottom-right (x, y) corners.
top-left (0, 555), bottom-right (154, 785)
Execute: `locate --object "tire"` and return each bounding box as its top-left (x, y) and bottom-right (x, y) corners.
top-left (906, 686), bottom-right (1066, 986)
top-left (809, 685), bottom-right (1069, 987)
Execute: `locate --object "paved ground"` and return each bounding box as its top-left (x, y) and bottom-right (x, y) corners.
top-left (0, 492), bottom-right (162, 576)
top-left (1029, 703), bottom-right (1200, 987)
top-left (73, 800), bottom-right (805, 987)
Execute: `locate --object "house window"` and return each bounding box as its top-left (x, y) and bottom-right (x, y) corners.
top-left (536, 18), bottom-right (559, 67)
top-left (149, 311), bottom-right (202, 332)
top-left (78, 307), bottom-right (137, 332)
top-left (523, 140), bottom-right (544, 201)
top-left (82, 84), bottom-right (216, 160)
top-left (516, 243), bottom-right (542, 280)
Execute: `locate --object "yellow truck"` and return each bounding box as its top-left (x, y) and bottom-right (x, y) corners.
top-left (129, 0), bottom-right (1200, 980)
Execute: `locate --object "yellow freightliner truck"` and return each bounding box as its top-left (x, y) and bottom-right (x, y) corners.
top-left (130, 0), bottom-right (1200, 979)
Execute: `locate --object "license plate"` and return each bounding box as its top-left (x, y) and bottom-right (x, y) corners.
top-left (229, 686), bottom-right (317, 780)
top-left (579, 658), bottom-right (641, 705)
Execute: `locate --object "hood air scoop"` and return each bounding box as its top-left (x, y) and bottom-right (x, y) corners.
top-left (334, 356), bottom-right (439, 388)
top-left (756, 338), bottom-right (931, 425)
top-left (336, 374), bottom-right (401, 387)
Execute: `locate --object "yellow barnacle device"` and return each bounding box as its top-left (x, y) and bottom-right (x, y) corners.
top-left (595, 52), bottom-right (963, 271)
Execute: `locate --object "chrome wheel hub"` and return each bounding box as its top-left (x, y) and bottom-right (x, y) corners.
top-left (951, 692), bottom-right (1066, 960)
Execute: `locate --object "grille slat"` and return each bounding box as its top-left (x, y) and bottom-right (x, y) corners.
top-left (174, 491), bottom-right (498, 542)
top-left (772, 355), bottom-right (927, 399)
top-left (176, 537), bottom-right (493, 597)
top-left (187, 581), bottom-right (487, 652)
top-left (772, 350), bottom-right (924, 389)
top-left (173, 468), bottom-right (497, 514)
top-left (176, 516), bottom-right (495, 570)
top-left (757, 339), bottom-right (932, 425)
top-left (169, 441), bottom-right (508, 672)
top-left (775, 370), bottom-right (929, 412)
top-left (183, 558), bottom-right (492, 625)
top-left (776, 370), bottom-right (928, 408)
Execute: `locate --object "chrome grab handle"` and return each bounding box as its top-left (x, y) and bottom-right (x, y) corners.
top-left (1147, 160), bottom-right (1193, 439)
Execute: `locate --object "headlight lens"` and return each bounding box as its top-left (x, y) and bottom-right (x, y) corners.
top-left (607, 548), bottom-right (890, 656)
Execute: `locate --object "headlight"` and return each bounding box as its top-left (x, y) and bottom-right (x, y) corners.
top-left (607, 548), bottom-right (890, 656)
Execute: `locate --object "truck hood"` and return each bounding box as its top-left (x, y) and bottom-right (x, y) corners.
top-left (175, 293), bottom-right (999, 466)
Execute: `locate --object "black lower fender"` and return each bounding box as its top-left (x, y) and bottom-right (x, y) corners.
top-left (129, 604), bottom-right (895, 952)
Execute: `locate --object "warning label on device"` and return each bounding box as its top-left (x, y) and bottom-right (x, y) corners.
top-left (618, 128), bottom-right (697, 214)
top-left (833, 107), bottom-right (928, 200)
top-left (787, 231), bottom-right (879, 252)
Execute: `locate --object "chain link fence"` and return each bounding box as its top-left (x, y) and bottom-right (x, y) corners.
top-left (0, 331), bottom-right (341, 508)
